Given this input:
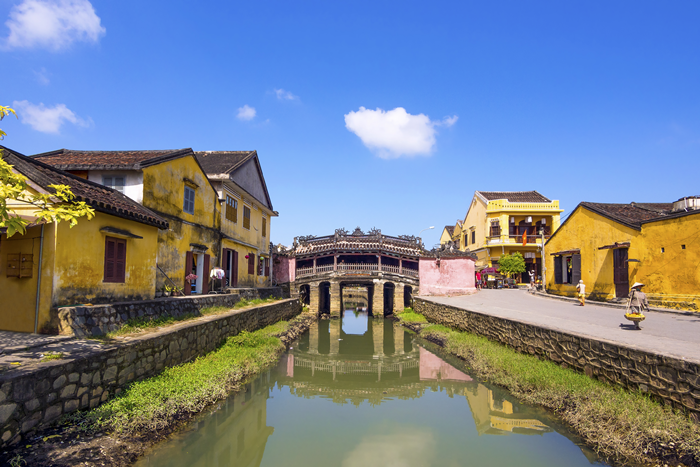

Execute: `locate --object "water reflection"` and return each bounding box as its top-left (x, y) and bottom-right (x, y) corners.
top-left (136, 309), bottom-right (605, 467)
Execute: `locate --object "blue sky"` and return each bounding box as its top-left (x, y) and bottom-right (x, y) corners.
top-left (2, 1), bottom-right (699, 247)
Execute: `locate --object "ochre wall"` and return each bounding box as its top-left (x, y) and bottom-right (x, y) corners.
top-left (51, 211), bottom-right (160, 307)
top-left (0, 224), bottom-right (56, 333)
top-left (634, 212), bottom-right (700, 310)
top-left (142, 156), bottom-right (222, 291)
top-left (545, 207), bottom-right (638, 300)
top-left (418, 257), bottom-right (476, 295)
top-left (221, 238), bottom-right (264, 288)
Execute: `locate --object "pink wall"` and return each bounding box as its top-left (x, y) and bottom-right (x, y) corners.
top-left (418, 256), bottom-right (476, 296)
top-left (273, 255), bottom-right (295, 283)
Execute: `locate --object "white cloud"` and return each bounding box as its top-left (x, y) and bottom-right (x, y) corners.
top-left (341, 430), bottom-right (435, 467)
top-left (34, 67), bottom-right (50, 85)
top-left (13, 100), bottom-right (89, 134)
top-left (4, 0), bottom-right (105, 51)
top-left (236, 105), bottom-right (256, 121)
top-left (344, 107), bottom-right (458, 159)
top-left (274, 88), bottom-right (299, 101)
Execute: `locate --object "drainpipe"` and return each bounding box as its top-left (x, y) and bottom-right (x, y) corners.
top-left (33, 224), bottom-right (45, 334)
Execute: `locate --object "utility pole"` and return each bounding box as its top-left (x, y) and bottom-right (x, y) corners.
top-left (540, 228), bottom-right (546, 293)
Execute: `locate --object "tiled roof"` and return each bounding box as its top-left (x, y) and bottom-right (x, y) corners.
top-left (195, 151), bottom-right (256, 175)
top-left (295, 235), bottom-right (422, 258)
top-left (477, 191), bottom-right (552, 203)
top-left (580, 202), bottom-right (673, 229)
top-left (444, 225), bottom-right (455, 235)
top-left (31, 148), bottom-right (193, 170)
top-left (2, 146), bottom-right (168, 229)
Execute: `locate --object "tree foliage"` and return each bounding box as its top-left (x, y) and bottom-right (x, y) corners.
top-left (1, 104), bottom-right (95, 237)
top-left (497, 252), bottom-right (526, 278)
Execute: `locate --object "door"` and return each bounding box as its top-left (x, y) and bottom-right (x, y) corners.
top-left (613, 248), bottom-right (629, 298)
top-left (232, 250), bottom-right (239, 287)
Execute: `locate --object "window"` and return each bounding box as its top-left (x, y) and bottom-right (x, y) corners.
top-left (471, 231), bottom-right (476, 244)
top-left (104, 236), bottom-right (126, 283)
top-left (243, 205), bottom-right (251, 229)
top-left (248, 253), bottom-right (256, 275)
top-left (226, 196), bottom-right (238, 223)
top-left (103, 176), bottom-right (125, 193)
top-left (184, 186), bottom-right (195, 214)
top-left (258, 257), bottom-right (264, 276)
top-left (262, 217), bottom-right (267, 237)
top-left (489, 220), bottom-right (501, 237)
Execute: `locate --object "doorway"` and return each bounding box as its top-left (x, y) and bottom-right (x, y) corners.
top-left (613, 248), bottom-right (629, 298)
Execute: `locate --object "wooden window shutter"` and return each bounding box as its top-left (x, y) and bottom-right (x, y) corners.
top-left (262, 217), bottom-right (267, 237)
top-left (233, 250), bottom-right (239, 287)
top-left (243, 206), bottom-right (251, 229)
top-left (104, 237), bottom-right (116, 282)
top-left (264, 258), bottom-right (270, 277)
top-left (571, 254), bottom-right (582, 285)
top-left (248, 253), bottom-right (254, 275)
top-left (184, 251), bottom-right (194, 295)
top-left (202, 254), bottom-right (210, 294)
top-left (115, 239), bottom-right (126, 283)
top-left (554, 256), bottom-right (562, 284)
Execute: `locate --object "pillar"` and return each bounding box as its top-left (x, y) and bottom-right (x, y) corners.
top-left (393, 321), bottom-right (404, 355)
top-left (394, 284), bottom-right (405, 314)
top-left (330, 282), bottom-right (341, 318)
top-left (372, 318), bottom-right (384, 358)
top-left (329, 318), bottom-right (340, 355)
top-left (313, 258), bottom-right (317, 274)
top-left (334, 255), bottom-right (337, 271)
top-left (399, 259), bottom-right (403, 274)
top-left (308, 323), bottom-right (318, 354)
top-left (372, 280), bottom-right (384, 318)
top-left (309, 283), bottom-right (319, 315)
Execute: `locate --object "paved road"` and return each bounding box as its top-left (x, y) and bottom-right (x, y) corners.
top-left (423, 290), bottom-right (700, 363)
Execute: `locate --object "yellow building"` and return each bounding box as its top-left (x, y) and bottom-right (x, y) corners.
top-left (439, 225), bottom-right (455, 245)
top-left (196, 151), bottom-right (278, 288)
top-left (460, 191), bottom-right (563, 283)
top-left (545, 199), bottom-right (700, 311)
top-left (33, 148), bottom-right (223, 295)
top-left (0, 147), bottom-right (168, 333)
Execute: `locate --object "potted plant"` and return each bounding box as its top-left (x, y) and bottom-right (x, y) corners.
top-left (164, 285), bottom-right (172, 297)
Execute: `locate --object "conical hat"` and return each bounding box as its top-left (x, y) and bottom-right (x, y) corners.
top-left (631, 282), bottom-right (644, 289)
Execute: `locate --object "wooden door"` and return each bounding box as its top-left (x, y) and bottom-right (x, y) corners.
top-left (232, 250), bottom-right (239, 287)
top-left (184, 251), bottom-right (193, 295)
top-left (613, 248), bottom-right (629, 298)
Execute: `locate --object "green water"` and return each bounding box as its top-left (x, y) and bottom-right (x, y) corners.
top-left (135, 310), bottom-right (607, 467)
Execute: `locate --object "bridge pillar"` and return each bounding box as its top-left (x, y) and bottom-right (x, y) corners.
top-left (330, 281), bottom-right (341, 318)
top-left (372, 318), bottom-right (384, 358)
top-left (393, 321), bottom-right (404, 354)
top-left (394, 284), bottom-right (405, 314)
top-left (329, 318), bottom-right (340, 355)
top-left (309, 283), bottom-right (319, 315)
top-left (309, 322), bottom-right (318, 354)
top-left (372, 280), bottom-right (384, 318)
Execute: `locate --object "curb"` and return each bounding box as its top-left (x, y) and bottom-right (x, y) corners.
top-left (531, 290), bottom-right (696, 316)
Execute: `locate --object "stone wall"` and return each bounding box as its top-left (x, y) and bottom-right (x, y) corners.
top-left (0, 299), bottom-right (301, 448)
top-left (414, 298), bottom-right (700, 418)
top-left (57, 287), bottom-right (284, 337)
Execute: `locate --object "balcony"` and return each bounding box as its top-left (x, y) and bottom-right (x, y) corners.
top-left (486, 235), bottom-right (551, 246)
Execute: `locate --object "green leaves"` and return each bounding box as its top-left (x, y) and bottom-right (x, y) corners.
top-left (497, 252), bottom-right (526, 278)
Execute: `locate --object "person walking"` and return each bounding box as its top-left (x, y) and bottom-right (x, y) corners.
top-left (576, 279), bottom-right (585, 306)
top-left (475, 271), bottom-right (482, 290)
top-left (627, 282), bottom-right (649, 330)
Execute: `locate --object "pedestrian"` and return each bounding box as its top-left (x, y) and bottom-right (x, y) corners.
top-left (529, 270), bottom-right (536, 291)
top-left (575, 279), bottom-right (585, 306)
top-left (629, 283), bottom-right (649, 314)
top-left (475, 271), bottom-right (482, 290)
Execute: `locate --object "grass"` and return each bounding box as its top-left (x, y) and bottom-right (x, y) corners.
top-left (396, 310), bottom-right (700, 466)
top-left (70, 318), bottom-right (295, 434)
top-left (395, 307), bottom-right (428, 323)
top-left (40, 352), bottom-right (63, 362)
top-left (103, 297), bottom-right (282, 339)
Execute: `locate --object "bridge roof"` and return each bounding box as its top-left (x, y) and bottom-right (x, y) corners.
top-left (294, 230), bottom-right (423, 258)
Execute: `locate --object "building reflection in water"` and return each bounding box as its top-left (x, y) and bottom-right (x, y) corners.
top-left (136, 307), bottom-right (596, 467)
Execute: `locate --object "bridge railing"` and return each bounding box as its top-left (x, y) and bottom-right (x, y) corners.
top-left (296, 263), bottom-right (419, 278)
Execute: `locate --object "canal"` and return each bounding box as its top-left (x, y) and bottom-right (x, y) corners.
top-left (135, 309), bottom-right (607, 467)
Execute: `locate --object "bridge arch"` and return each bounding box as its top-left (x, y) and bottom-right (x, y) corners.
top-left (404, 285), bottom-right (413, 308)
top-left (318, 282), bottom-right (331, 313)
top-left (383, 282), bottom-right (395, 316)
top-left (298, 284), bottom-right (310, 306)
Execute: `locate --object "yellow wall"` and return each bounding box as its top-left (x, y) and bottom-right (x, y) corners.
top-left (545, 207), bottom-right (638, 300)
top-left (634, 213), bottom-right (700, 310)
top-left (142, 156), bottom-right (222, 291)
top-left (0, 224), bottom-right (56, 333)
top-left (439, 228), bottom-right (453, 245)
top-left (52, 211), bottom-right (160, 307)
top-left (221, 239), bottom-right (269, 288)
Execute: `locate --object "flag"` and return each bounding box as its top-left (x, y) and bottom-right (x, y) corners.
top-left (522, 231), bottom-right (527, 246)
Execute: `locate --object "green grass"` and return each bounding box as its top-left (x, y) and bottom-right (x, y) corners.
top-left (40, 352), bottom-right (63, 362)
top-left (104, 297), bottom-right (282, 339)
top-left (72, 320), bottom-right (291, 434)
top-left (395, 308), bottom-right (428, 323)
top-left (405, 311), bottom-right (700, 466)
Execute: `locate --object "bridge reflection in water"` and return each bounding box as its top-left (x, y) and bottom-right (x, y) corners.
top-left (136, 310), bottom-right (603, 467)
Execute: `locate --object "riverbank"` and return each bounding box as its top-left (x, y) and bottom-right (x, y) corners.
top-left (0, 310), bottom-right (317, 467)
top-left (394, 309), bottom-right (700, 467)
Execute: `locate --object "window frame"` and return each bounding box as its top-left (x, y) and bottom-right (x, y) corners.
top-left (104, 236), bottom-right (127, 283)
top-left (183, 186), bottom-right (195, 214)
top-left (102, 176), bottom-right (126, 194)
top-left (243, 205), bottom-right (251, 230)
top-left (225, 195), bottom-right (238, 223)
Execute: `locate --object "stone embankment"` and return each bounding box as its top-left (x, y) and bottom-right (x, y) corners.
top-left (414, 297), bottom-right (700, 419)
top-left (57, 287), bottom-right (283, 337)
top-left (0, 298), bottom-right (300, 448)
